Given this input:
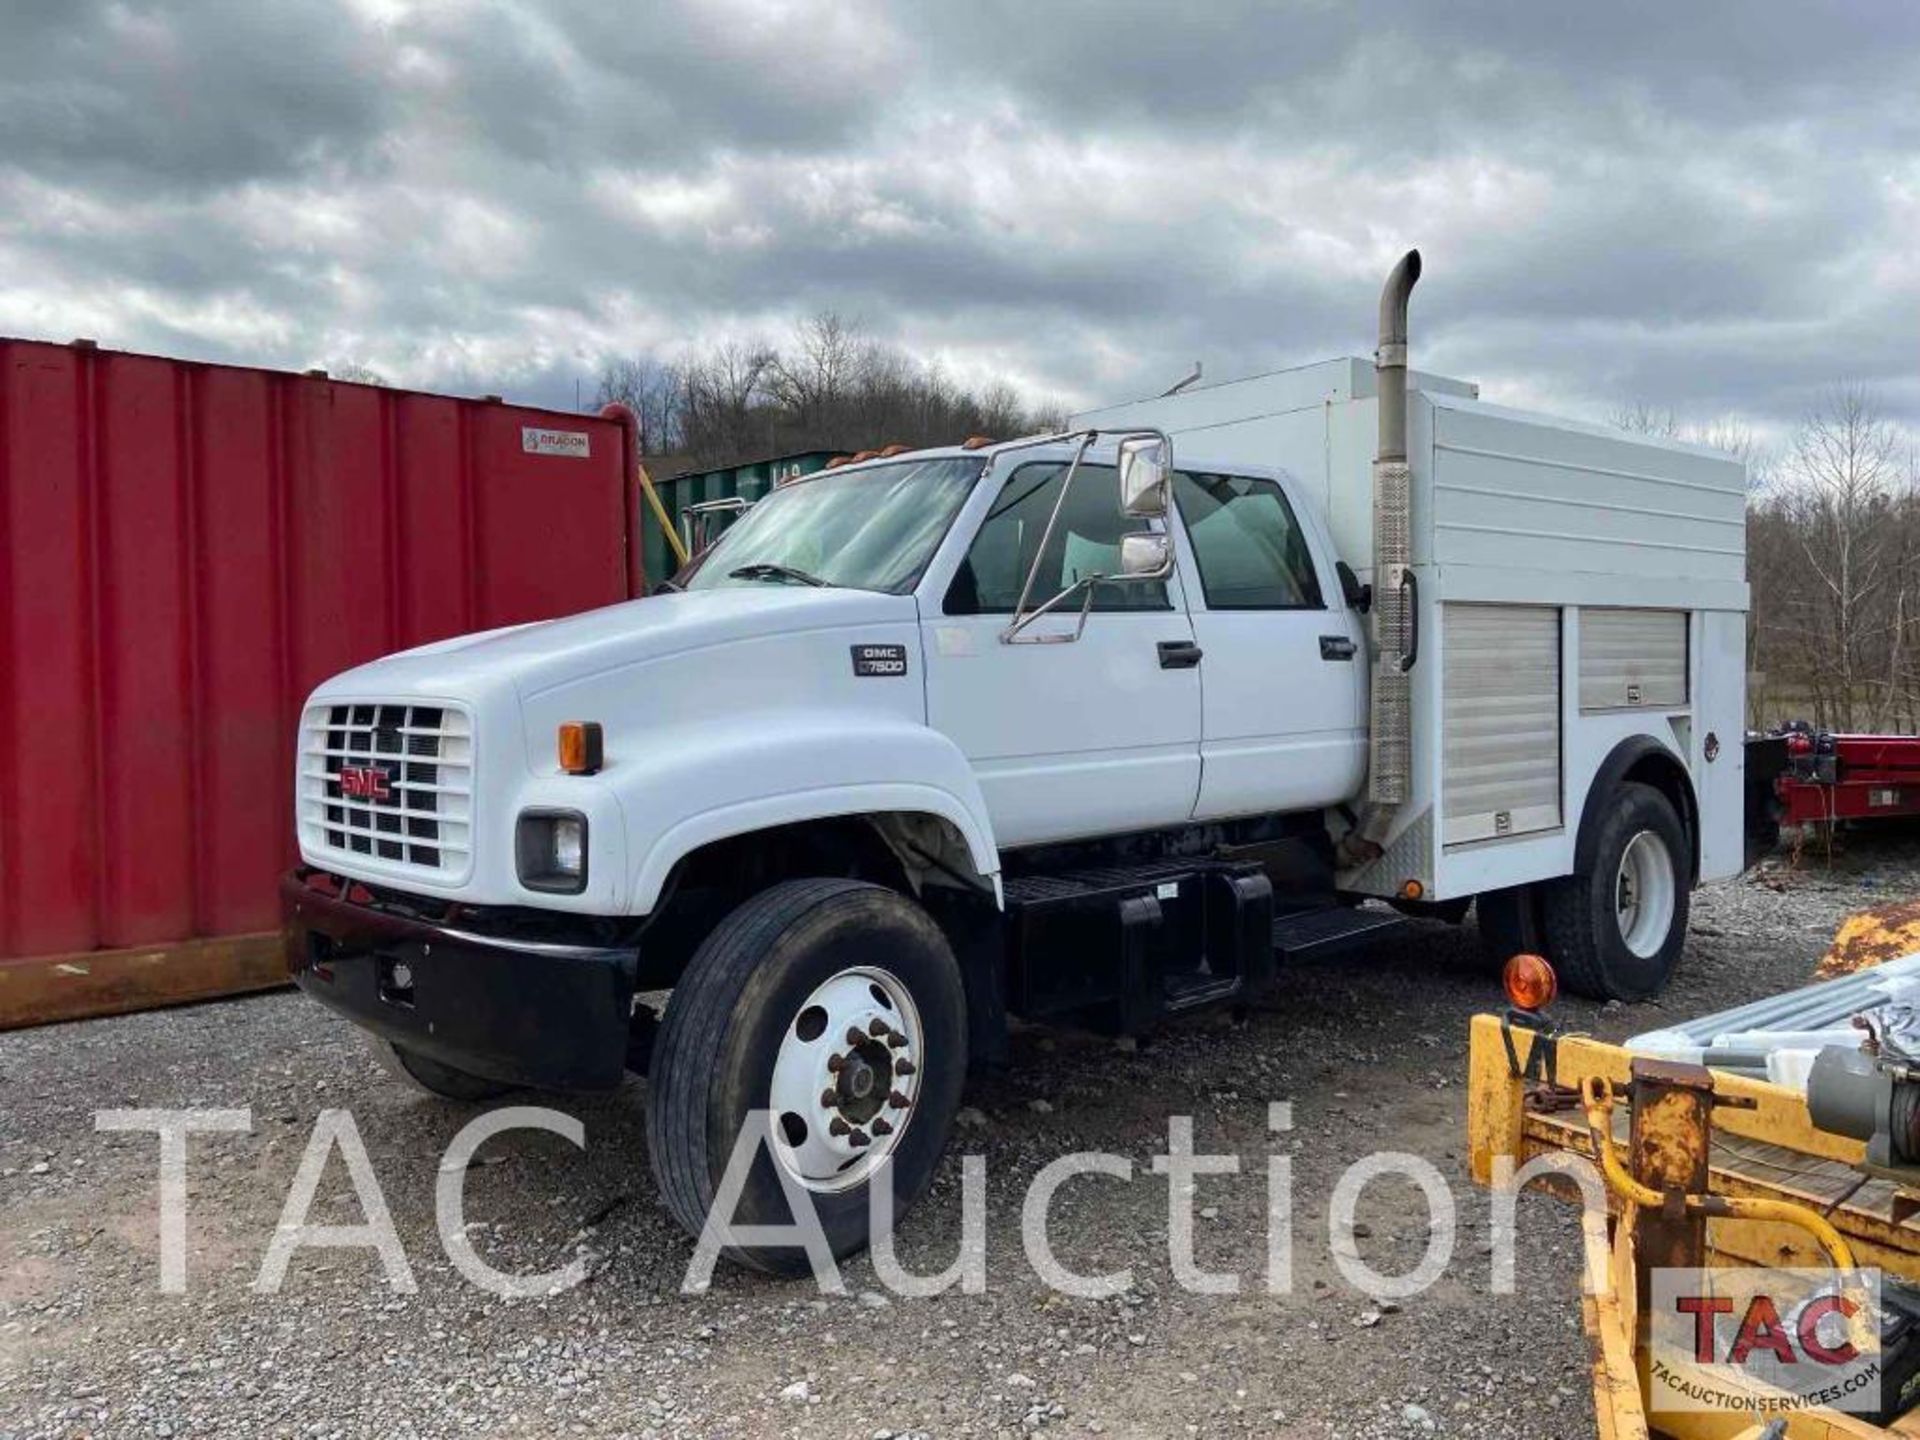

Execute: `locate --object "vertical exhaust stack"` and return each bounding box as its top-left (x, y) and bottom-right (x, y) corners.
top-left (1366, 250), bottom-right (1422, 819)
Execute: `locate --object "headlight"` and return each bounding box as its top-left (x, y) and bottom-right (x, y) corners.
top-left (516, 809), bottom-right (588, 894)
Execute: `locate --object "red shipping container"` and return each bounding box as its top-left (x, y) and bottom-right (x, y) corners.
top-left (0, 338), bottom-right (640, 1025)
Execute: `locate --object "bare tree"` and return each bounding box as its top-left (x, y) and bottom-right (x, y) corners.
top-left (1608, 401), bottom-right (1769, 484)
top-left (766, 311), bottom-right (868, 421)
top-left (1608, 401), bottom-right (1683, 439)
top-left (593, 356), bottom-right (684, 454)
top-left (1744, 388), bottom-right (1915, 730)
top-left (1780, 389), bottom-right (1902, 728)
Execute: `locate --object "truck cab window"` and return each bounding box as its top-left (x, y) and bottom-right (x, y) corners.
top-left (682, 456), bottom-right (984, 594)
top-left (946, 462), bottom-right (1170, 615)
top-left (944, 464), bottom-right (1167, 618)
top-left (1173, 472), bottom-right (1324, 610)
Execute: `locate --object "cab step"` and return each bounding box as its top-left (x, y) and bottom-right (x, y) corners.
top-left (1002, 856), bottom-right (1216, 906)
top-left (1271, 905), bottom-right (1404, 962)
top-left (1161, 972), bottom-right (1243, 1013)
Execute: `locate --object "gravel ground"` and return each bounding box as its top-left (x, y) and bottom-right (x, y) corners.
top-left (5, 830), bottom-right (1920, 1440)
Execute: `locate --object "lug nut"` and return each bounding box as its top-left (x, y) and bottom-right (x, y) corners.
top-left (886, 1032), bottom-right (908, 1049)
top-left (868, 1018), bottom-right (890, 1038)
top-left (847, 1128), bottom-right (871, 1148)
top-left (871, 1117), bottom-right (894, 1137)
top-left (820, 1087), bottom-right (838, 1108)
top-left (894, 1059), bottom-right (916, 1076)
top-left (829, 1117), bottom-right (851, 1137)
top-left (826, 1054), bottom-right (846, 1073)
top-left (888, 1090), bottom-right (911, 1109)
top-left (846, 1027), bottom-right (866, 1047)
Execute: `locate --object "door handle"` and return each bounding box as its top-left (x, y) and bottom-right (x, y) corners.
top-left (1398, 570), bottom-right (1420, 673)
top-left (1319, 635), bottom-right (1357, 661)
top-left (1157, 640), bottom-right (1203, 669)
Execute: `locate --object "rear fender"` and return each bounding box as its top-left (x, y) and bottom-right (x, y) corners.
top-left (1575, 735), bottom-right (1700, 882)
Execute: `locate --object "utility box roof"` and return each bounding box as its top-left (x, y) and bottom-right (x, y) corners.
top-left (1073, 356), bottom-right (1745, 611)
top-left (1075, 357), bottom-right (1478, 434)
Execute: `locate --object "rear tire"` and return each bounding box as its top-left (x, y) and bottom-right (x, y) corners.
top-left (1540, 782), bottom-right (1691, 1001)
top-left (646, 878), bottom-right (967, 1275)
top-left (373, 1038), bottom-right (515, 1102)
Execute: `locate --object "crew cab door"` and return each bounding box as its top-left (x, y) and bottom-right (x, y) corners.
top-left (922, 458), bottom-right (1202, 848)
top-left (1168, 470), bottom-right (1368, 820)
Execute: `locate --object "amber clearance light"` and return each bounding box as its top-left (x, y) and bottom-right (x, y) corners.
top-left (558, 721), bottom-right (604, 776)
top-left (1502, 952), bottom-right (1558, 1014)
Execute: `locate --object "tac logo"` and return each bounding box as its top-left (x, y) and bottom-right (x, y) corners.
top-left (1650, 1267), bottom-right (1885, 1415)
top-left (1675, 1289), bottom-right (1860, 1366)
top-left (339, 765), bottom-right (394, 802)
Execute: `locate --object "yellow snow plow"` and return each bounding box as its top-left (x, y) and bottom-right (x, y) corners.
top-left (1468, 955), bottom-right (1920, 1439)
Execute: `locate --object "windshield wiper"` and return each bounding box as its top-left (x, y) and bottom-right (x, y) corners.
top-left (727, 562), bottom-right (829, 587)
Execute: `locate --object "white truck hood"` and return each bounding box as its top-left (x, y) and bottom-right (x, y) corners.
top-left (315, 585), bottom-right (922, 702)
top-left (298, 583), bottom-right (937, 912)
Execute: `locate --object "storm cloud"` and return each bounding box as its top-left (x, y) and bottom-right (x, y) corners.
top-left (3, 0), bottom-right (1916, 440)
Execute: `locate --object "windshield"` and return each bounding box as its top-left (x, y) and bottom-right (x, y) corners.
top-left (681, 455), bottom-right (986, 594)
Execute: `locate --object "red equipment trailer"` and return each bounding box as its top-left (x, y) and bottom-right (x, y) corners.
top-left (1774, 729), bottom-right (1920, 827)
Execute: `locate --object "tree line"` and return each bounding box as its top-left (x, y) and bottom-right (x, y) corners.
top-left (1617, 392), bottom-right (1920, 732)
top-left (593, 313), bottom-right (1064, 471)
top-left (1744, 391), bottom-right (1920, 732)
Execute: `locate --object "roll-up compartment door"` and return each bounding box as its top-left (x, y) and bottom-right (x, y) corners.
top-left (1442, 604), bottom-right (1562, 845)
top-left (1579, 607), bottom-right (1688, 711)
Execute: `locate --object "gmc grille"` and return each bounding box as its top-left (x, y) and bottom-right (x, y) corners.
top-left (298, 702), bottom-right (473, 878)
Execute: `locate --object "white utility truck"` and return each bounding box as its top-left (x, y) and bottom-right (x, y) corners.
top-left (283, 253), bottom-right (1753, 1270)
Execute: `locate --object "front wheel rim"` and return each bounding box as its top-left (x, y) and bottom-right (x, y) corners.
top-left (1615, 830), bottom-right (1677, 960)
top-left (768, 966), bottom-right (924, 1193)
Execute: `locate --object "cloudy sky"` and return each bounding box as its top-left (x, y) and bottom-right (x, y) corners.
top-left (4, 1), bottom-right (1917, 445)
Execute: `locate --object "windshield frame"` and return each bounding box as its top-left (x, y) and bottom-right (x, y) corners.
top-left (673, 454), bottom-right (989, 596)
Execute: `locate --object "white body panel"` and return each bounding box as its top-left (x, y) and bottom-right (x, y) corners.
top-left (1693, 609), bottom-right (1749, 882)
top-left (922, 603), bottom-right (1203, 848)
top-left (1186, 608), bottom-right (1368, 819)
top-left (1160, 478), bottom-right (1369, 820)
top-left (1425, 395), bottom-right (1745, 592)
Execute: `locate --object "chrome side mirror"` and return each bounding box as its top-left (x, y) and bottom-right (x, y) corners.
top-left (1116, 531), bottom-right (1172, 581)
top-left (1117, 435), bottom-right (1171, 518)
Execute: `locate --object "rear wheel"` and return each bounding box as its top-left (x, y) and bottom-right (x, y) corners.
top-left (1541, 782), bottom-right (1691, 1001)
top-left (372, 1038), bottom-right (515, 1102)
top-left (646, 878), bottom-right (966, 1275)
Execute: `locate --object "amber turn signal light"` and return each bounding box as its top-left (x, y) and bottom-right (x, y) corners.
top-left (1399, 879), bottom-right (1424, 901)
top-left (1502, 952), bottom-right (1558, 1013)
top-left (558, 721), bottom-right (604, 776)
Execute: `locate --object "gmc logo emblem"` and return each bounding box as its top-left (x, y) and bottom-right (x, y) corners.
top-left (339, 765), bottom-right (393, 801)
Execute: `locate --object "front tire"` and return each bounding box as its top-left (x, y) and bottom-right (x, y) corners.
top-left (1541, 782), bottom-right (1691, 1001)
top-left (646, 879), bottom-right (967, 1275)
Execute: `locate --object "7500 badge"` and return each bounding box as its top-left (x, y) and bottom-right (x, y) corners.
top-left (851, 644), bottom-right (909, 678)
